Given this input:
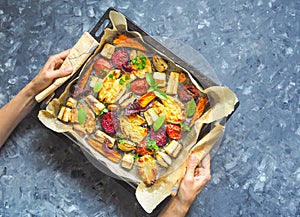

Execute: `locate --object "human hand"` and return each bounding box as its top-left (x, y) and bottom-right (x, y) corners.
top-left (30, 49), bottom-right (73, 95)
top-left (177, 153), bottom-right (211, 207)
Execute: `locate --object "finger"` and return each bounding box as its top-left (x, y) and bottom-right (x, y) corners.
top-left (51, 66), bottom-right (73, 80)
top-left (56, 49), bottom-right (71, 61)
top-left (201, 154), bottom-right (211, 169)
top-left (185, 154), bottom-right (199, 179)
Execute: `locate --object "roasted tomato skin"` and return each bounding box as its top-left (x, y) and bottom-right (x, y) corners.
top-left (136, 141), bottom-right (152, 156)
top-left (166, 124), bottom-right (182, 139)
top-left (131, 79), bottom-right (149, 95)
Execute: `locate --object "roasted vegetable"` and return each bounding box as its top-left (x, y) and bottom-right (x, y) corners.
top-left (153, 72), bottom-right (166, 87)
top-left (85, 95), bottom-right (105, 115)
top-left (87, 139), bottom-right (121, 163)
top-left (144, 108), bottom-right (159, 125)
top-left (121, 153), bottom-right (135, 170)
top-left (156, 151), bottom-right (172, 168)
top-left (66, 97), bottom-right (77, 108)
top-left (113, 34), bottom-right (147, 51)
top-left (131, 79), bottom-right (149, 95)
top-left (152, 55), bottom-right (168, 72)
top-left (101, 112), bottom-right (119, 134)
top-left (166, 72), bottom-right (179, 95)
top-left (93, 57), bottom-right (112, 77)
top-left (150, 127), bottom-right (167, 147)
top-left (94, 130), bottom-right (116, 149)
top-left (98, 70), bottom-right (127, 104)
top-left (138, 155), bottom-right (158, 185)
top-left (120, 114), bottom-right (148, 142)
top-left (166, 123), bottom-right (182, 140)
top-left (112, 49), bottom-right (129, 70)
top-left (136, 140), bottom-right (153, 156)
top-left (117, 140), bottom-right (136, 152)
top-left (138, 92), bottom-right (156, 108)
top-left (178, 84), bottom-right (200, 101)
top-left (190, 96), bottom-right (209, 127)
top-left (100, 43), bottom-right (115, 59)
top-left (164, 140), bottom-right (182, 158)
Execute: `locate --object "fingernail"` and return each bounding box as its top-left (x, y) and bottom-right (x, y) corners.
top-left (189, 154), bottom-right (197, 162)
top-left (65, 66), bottom-right (73, 74)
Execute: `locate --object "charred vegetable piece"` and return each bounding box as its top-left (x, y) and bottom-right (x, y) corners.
top-left (136, 140), bottom-right (153, 156)
top-left (121, 153), bottom-right (135, 170)
top-left (57, 106), bottom-right (72, 123)
top-left (166, 123), bottom-right (182, 140)
top-left (66, 97), bottom-right (77, 108)
top-left (94, 130), bottom-right (116, 149)
top-left (85, 95), bottom-right (105, 115)
top-left (113, 34), bottom-right (147, 51)
top-left (112, 49), bottom-right (129, 70)
top-left (101, 112), bottom-right (119, 134)
top-left (57, 106), bottom-right (66, 121)
top-left (144, 108), bottom-right (159, 125)
top-left (164, 140), bottom-right (182, 158)
top-left (93, 57), bottom-right (112, 77)
top-left (150, 127), bottom-right (167, 147)
top-left (156, 151), bottom-right (172, 168)
top-left (117, 140), bottom-right (136, 152)
top-left (73, 124), bottom-right (86, 137)
top-left (190, 96), bottom-right (209, 127)
top-left (131, 79), bottom-right (149, 95)
top-left (78, 105), bottom-right (96, 134)
top-left (87, 139), bottom-right (121, 163)
top-left (100, 43), bottom-right (115, 59)
top-left (137, 155), bottom-right (158, 185)
top-left (178, 84), bottom-right (200, 101)
top-left (166, 72), bottom-right (179, 95)
top-left (131, 51), bottom-right (152, 78)
top-left (153, 97), bottom-right (186, 124)
top-left (153, 72), bottom-right (166, 87)
top-left (120, 115), bottom-right (148, 142)
top-left (152, 55), bottom-right (168, 72)
top-left (107, 104), bottom-right (118, 111)
top-left (179, 72), bottom-right (186, 83)
top-left (138, 92), bottom-right (156, 108)
top-left (98, 70), bottom-right (127, 104)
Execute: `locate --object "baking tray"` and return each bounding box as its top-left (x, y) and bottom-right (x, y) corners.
top-left (33, 7), bottom-right (239, 216)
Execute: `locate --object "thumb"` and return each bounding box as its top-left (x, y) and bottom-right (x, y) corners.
top-left (185, 154), bottom-right (198, 178)
top-left (52, 66), bottom-right (73, 79)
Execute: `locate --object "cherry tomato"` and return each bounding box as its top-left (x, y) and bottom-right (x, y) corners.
top-left (166, 124), bottom-right (182, 139)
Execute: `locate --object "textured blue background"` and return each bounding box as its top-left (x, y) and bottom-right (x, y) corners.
top-left (0, 1), bottom-right (299, 216)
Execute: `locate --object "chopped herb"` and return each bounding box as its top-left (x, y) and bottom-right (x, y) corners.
top-left (100, 69), bottom-right (107, 74)
top-left (131, 55), bottom-right (147, 70)
top-left (93, 80), bottom-right (103, 93)
top-left (180, 122), bottom-right (190, 131)
top-left (126, 83), bottom-right (132, 89)
top-left (153, 114), bottom-right (165, 132)
top-left (146, 139), bottom-right (160, 151)
top-left (119, 78), bottom-right (125, 85)
top-left (119, 133), bottom-right (126, 139)
top-left (78, 108), bottom-right (86, 125)
top-left (119, 139), bottom-right (125, 145)
top-left (146, 73), bottom-right (168, 99)
top-left (109, 74), bottom-right (114, 78)
top-left (146, 73), bottom-right (155, 87)
top-left (154, 89), bottom-right (168, 100)
top-left (99, 108), bottom-right (108, 116)
top-left (125, 75), bottom-right (130, 80)
top-left (134, 154), bottom-right (139, 162)
top-left (186, 98), bottom-right (196, 117)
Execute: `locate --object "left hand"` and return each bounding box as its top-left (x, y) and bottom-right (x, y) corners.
top-left (30, 49), bottom-right (73, 95)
